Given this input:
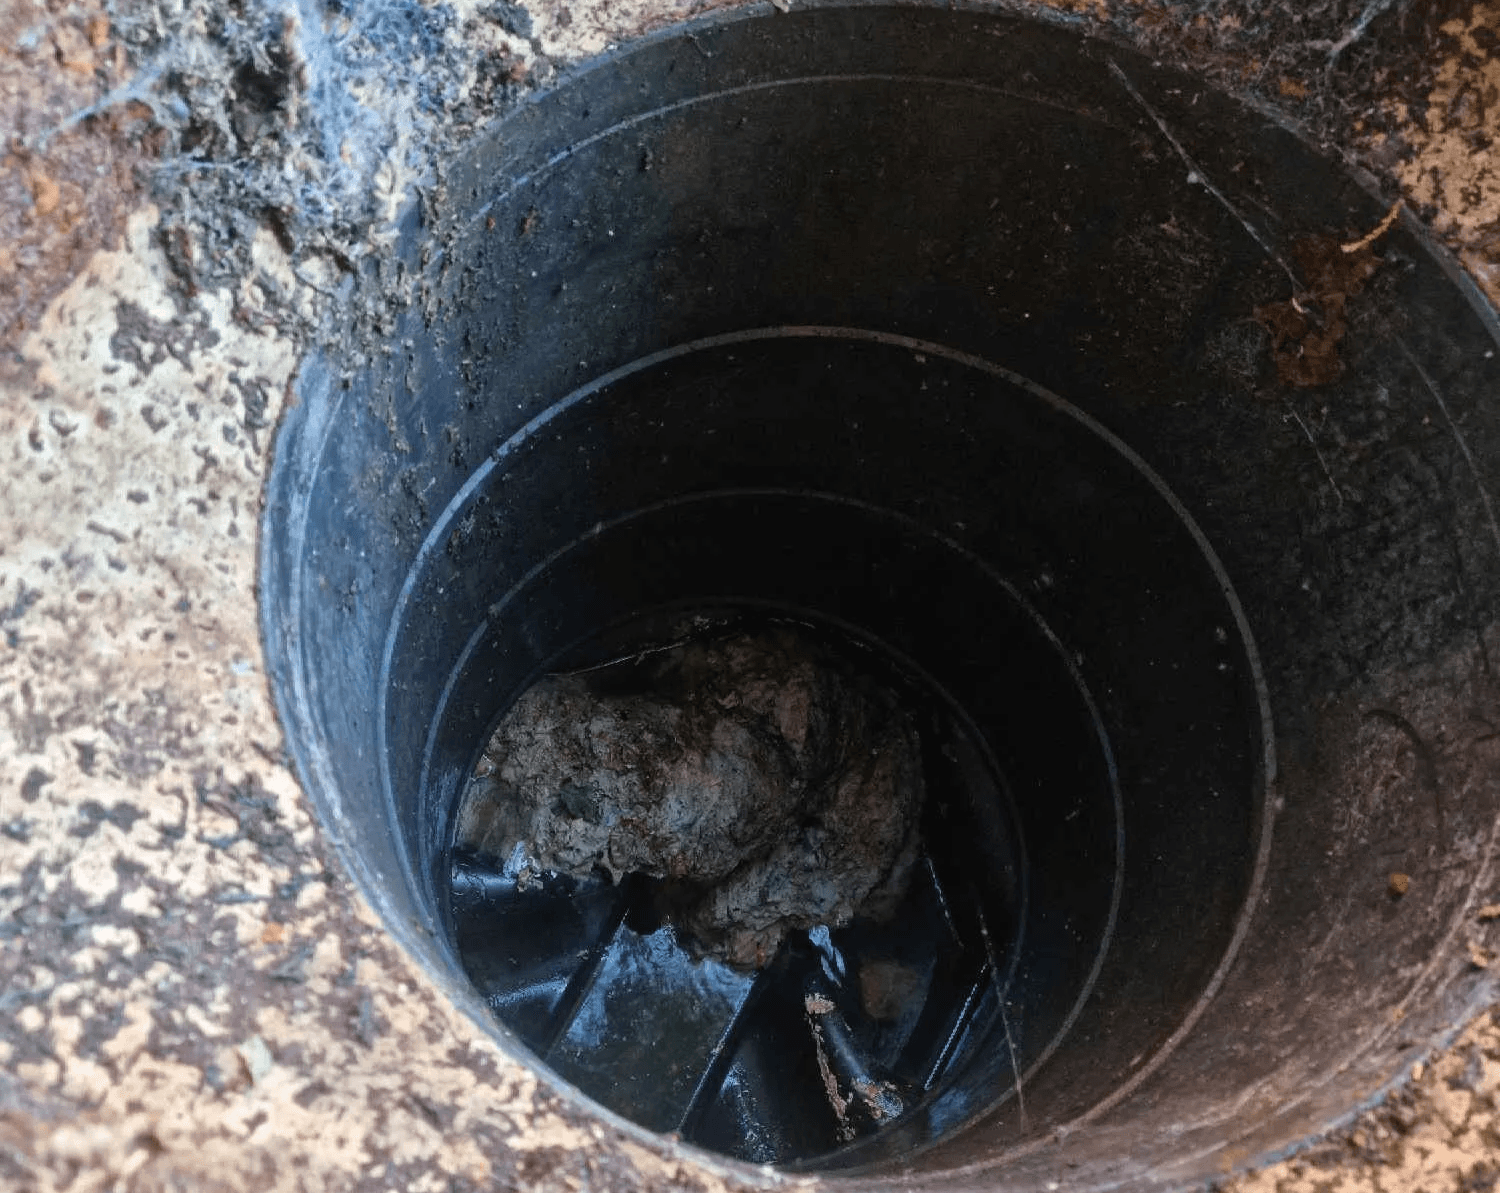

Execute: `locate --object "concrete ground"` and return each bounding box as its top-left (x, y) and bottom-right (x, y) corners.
top-left (2, 0), bottom-right (1499, 1189)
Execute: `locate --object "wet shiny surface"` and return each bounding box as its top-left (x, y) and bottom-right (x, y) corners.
top-left (452, 814), bottom-right (1009, 1163)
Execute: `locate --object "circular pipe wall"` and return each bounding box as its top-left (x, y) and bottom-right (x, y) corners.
top-left (260, 4), bottom-right (1500, 1187)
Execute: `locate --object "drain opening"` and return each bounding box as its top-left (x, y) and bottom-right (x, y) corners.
top-left (259, 5), bottom-right (1500, 1187)
top-left (450, 616), bottom-right (1022, 1163)
top-left (411, 329), bottom-right (1248, 1168)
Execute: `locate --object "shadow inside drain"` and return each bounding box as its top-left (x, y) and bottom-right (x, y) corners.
top-left (450, 616), bottom-right (1022, 1164)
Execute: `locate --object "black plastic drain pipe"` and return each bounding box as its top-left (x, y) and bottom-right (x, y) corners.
top-left (261, 5), bottom-right (1500, 1188)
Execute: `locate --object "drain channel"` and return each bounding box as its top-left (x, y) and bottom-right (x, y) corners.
top-left (400, 330), bottom-right (1244, 1167)
top-left (259, 6), bottom-right (1500, 1186)
top-left (449, 616), bottom-right (1031, 1163)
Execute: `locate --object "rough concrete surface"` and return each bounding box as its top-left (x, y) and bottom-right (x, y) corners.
top-left (2, 0), bottom-right (1499, 1189)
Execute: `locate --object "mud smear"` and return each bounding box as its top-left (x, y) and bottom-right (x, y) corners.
top-left (0, 0), bottom-right (550, 359)
top-left (456, 626), bottom-right (924, 970)
top-left (1254, 228), bottom-right (1388, 387)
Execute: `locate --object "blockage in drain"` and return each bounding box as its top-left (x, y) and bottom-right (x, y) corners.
top-left (447, 619), bottom-right (1018, 1162)
top-left (457, 624), bottom-right (924, 968)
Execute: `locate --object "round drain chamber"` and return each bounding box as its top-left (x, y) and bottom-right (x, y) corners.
top-left (260, 5), bottom-right (1500, 1188)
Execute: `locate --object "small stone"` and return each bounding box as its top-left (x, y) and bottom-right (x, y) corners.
top-left (237, 1035), bottom-right (274, 1084)
top-left (1456, 1048), bottom-right (1486, 1093)
top-left (1389, 872), bottom-right (1411, 897)
top-left (29, 174), bottom-right (61, 218)
top-left (51, 25), bottom-right (94, 74)
top-left (1469, 941), bottom-right (1491, 970)
top-left (1412, 1061), bottom-right (1425, 1082)
top-left (1477, 903), bottom-right (1500, 921)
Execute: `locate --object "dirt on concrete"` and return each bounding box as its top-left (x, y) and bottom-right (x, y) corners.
top-left (0, 0), bottom-right (157, 346)
top-left (457, 627), bottom-right (923, 970)
top-left (5, 0), bottom-right (1496, 365)
top-left (3, 0), bottom-right (1500, 1189)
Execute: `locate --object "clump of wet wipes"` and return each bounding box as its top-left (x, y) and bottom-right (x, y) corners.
top-left (456, 626), bottom-right (923, 969)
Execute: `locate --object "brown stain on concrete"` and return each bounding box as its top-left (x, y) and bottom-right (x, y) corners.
top-left (0, 0), bottom-right (157, 347)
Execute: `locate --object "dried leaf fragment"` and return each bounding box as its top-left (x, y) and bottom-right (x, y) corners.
top-left (1255, 214), bottom-right (1391, 387)
top-left (1341, 201), bottom-right (1402, 256)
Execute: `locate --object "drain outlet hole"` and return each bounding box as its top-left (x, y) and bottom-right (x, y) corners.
top-left (448, 615), bottom-right (1026, 1164)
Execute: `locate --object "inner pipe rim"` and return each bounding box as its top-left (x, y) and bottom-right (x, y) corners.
top-left (374, 324), bottom-right (1276, 1171)
top-left (423, 507), bottom-right (1109, 1117)
top-left (464, 69), bottom-right (1128, 245)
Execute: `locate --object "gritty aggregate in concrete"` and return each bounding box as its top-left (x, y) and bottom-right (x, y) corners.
top-left (2, 0), bottom-right (1500, 1189)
